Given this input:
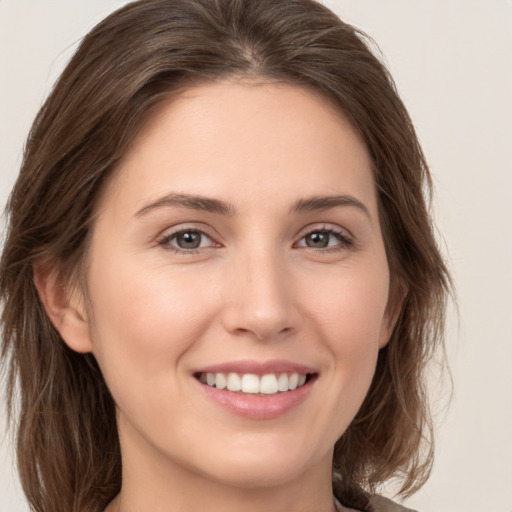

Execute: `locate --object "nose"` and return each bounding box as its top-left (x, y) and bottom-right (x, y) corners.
top-left (221, 247), bottom-right (300, 342)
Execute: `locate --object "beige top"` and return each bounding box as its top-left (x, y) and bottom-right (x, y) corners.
top-left (336, 495), bottom-right (418, 512)
top-left (368, 495), bottom-right (418, 512)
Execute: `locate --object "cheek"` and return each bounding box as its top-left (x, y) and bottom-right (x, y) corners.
top-left (301, 258), bottom-right (389, 394)
top-left (303, 259), bottom-right (390, 349)
top-left (85, 254), bottom-right (218, 394)
top-left (285, 261), bottom-right (389, 447)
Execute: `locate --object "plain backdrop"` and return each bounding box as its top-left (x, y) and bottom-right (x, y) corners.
top-left (1, 1), bottom-right (511, 511)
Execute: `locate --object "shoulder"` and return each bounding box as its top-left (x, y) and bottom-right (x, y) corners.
top-left (368, 495), bottom-right (419, 512)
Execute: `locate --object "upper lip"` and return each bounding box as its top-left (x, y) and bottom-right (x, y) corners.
top-left (194, 359), bottom-right (316, 376)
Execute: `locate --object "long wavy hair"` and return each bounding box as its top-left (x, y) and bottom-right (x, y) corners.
top-left (0, 1), bottom-right (451, 511)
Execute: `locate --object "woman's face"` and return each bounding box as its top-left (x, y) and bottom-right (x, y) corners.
top-left (74, 81), bottom-right (394, 489)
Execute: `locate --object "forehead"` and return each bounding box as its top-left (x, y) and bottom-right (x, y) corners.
top-left (99, 80), bottom-right (377, 217)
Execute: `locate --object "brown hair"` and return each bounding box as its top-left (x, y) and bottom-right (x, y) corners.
top-left (0, 1), bottom-right (451, 511)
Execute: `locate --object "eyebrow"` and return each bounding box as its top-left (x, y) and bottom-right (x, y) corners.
top-left (135, 193), bottom-right (236, 217)
top-left (292, 195), bottom-right (371, 220)
top-left (135, 192), bottom-right (370, 220)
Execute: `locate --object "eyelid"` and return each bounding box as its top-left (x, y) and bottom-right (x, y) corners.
top-left (293, 223), bottom-right (355, 251)
top-left (155, 222), bottom-right (355, 254)
top-left (294, 222), bottom-right (354, 241)
top-left (157, 224), bottom-right (223, 253)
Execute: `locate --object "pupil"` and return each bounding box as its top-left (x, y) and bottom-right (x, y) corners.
top-left (177, 231), bottom-right (201, 249)
top-left (307, 232), bottom-right (328, 248)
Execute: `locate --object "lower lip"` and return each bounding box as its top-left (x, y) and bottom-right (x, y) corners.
top-left (196, 377), bottom-right (315, 420)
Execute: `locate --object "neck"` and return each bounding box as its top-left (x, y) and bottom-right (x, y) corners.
top-left (106, 422), bottom-right (338, 512)
top-left (108, 478), bottom-right (339, 512)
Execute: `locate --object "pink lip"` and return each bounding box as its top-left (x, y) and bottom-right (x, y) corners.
top-left (195, 359), bottom-right (316, 376)
top-left (193, 359), bottom-right (317, 420)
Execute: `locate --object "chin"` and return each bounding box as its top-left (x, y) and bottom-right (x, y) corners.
top-left (200, 459), bottom-right (311, 490)
top-left (185, 437), bottom-right (331, 490)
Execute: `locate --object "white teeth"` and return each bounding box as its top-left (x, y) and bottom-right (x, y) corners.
top-left (226, 372), bottom-right (242, 392)
top-left (277, 373), bottom-right (289, 392)
top-left (215, 373), bottom-right (226, 390)
top-left (200, 371), bottom-right (310, 394)
top-left (260, 374), bottom-right (278, 394)
top-left (241, 374), bottom-right (260, 393)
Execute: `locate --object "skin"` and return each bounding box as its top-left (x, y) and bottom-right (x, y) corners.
top-left (37, 81), bottom-right (396, 512)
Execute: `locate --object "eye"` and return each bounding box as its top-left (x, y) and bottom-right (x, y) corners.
top-left (295, 228), bottom-right (353, 251)
top-left (158, 229), bottom-right (218, 253)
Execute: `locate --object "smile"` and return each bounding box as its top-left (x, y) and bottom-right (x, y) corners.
top-left (197, 372), bottom-right (309, 394)
top-left (194, 361), bottom-right (318, 419)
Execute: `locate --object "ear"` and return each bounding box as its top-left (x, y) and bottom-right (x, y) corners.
top-left (33, 262), bottom-right (94, 354)
top-left (378, 279), bottom-right (408, 349)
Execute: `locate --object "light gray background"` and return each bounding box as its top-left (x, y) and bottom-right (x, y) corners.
top-left (1, 1), bottom-right (511, 511)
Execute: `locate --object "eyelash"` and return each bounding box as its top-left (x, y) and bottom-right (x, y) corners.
top-left (157, 226), bottom-right (218, 255)
top-left (294, 227), bottom-right (355, 253)
top-left (157, 225), bottom-right (355, 255)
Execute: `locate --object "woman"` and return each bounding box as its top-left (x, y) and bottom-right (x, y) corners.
top-left (0, 1), bottom-right (450, 511)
